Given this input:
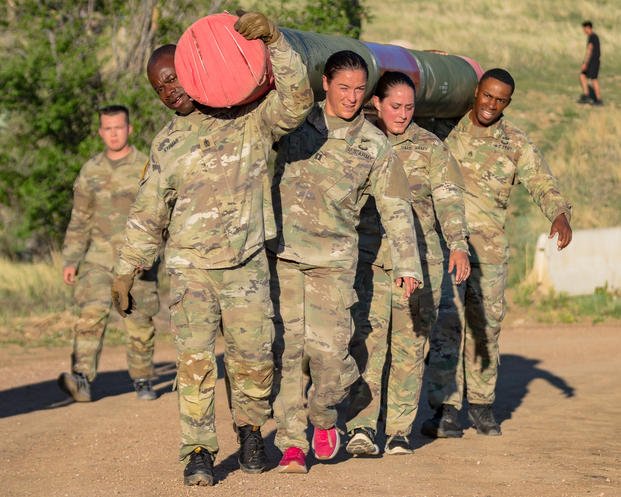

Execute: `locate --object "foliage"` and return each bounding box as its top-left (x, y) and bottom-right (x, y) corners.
top-left (512, 283), bottom-right (621, 325)
top-left (258, 0), bottom-right (371, 38)
top-left (0, 2), bottom-right (103, 256)
top-left (0, 0), bottom-right (367, 258)
top-left (0, 0), bottom-right (239, 258)
top-left (0, 251), bottom-right (168, 346)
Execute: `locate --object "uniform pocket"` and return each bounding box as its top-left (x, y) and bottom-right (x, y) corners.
top-left (338, 286), bottom-right (359, 310)
top-left (324, 177), bottom-right (356, 204)
top-left (167, 272), bottom-right (189, 327)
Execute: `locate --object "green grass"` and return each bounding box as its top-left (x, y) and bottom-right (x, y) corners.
top-left (513, 284), bottom-right (621, 324)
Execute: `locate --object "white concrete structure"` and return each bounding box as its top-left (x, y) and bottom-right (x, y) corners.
top-left (530, 227), bottom-right (621, 295)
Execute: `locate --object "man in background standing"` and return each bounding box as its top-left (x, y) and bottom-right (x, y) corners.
top-left (59, 105), bottom-right (160, 402)
top-left (577, 20), bottom-right (603, 106)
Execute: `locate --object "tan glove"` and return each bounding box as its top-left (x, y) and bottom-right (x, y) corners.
top-left (111, 273), bottom-right (136, 318)
top-left (234, 10), bottom-right (281, 45)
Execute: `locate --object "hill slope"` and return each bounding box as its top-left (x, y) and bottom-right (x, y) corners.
top-left (362, 0), bottom-right (621, 284)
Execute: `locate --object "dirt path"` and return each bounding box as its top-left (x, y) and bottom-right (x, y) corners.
top-left (1, 324), bottom-right (619, 497)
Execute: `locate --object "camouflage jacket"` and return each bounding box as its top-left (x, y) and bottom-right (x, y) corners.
top-left (270, 102), bottom-right (423, 281)
top-left (63, 147), bottom-right (148, 271)
top-left (446, 113), bottom-right (572, 264)
top-left (358, 122), bottom-right (469, 269)
top-left (115, 35), bottom-right (313, 274)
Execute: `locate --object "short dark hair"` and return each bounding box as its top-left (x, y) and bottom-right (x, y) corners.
top-left (374, 71), bottom-right (416, 100)
top-left (582, 20), bottom-right (593, 28)
top-left (479, 68), bottom-right (515, 94)
top-left (323, 50), bottom-right (368, 81)
top-left (98, 105), bottom-right (130, 124)
top-left (148, 44), bottom-right (176, 72)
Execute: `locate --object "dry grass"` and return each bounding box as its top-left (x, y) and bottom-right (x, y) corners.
top-left (0, 252), bottom-right (74, 344)
top-left (0, 252), bottom-right (70, 315)
top-left (549, 106), bottom-right (621, 228)
top-left (361, 0), bottom-right (621, 287)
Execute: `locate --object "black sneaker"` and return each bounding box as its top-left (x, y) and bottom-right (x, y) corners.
top-left (593, 99), bottom-right (604, 106)
top-left (57, 372), bottom-right (91, 402)
top-left (384, 435), bottom-right (413, 455)
top-left (421, 404), bottom-right (463, 438)
top-left (133, 379), bottom-right (157, 400)
top-left (345, 427), bottom-right (380, 456)
top-left (577, 94), bottom-right (593, 104)
top-left (468, 404), bottom-right (501, 436)
top-left (237, 425), bottom-right (267, 473)
top-left (184, 447), bottom-right (215, 486)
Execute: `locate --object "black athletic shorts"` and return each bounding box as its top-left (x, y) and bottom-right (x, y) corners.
top-left (582, 60), bottom-right (600, 79)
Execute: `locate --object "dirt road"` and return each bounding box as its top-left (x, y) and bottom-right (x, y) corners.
top-left (1, 324), bottom-right (619, 497)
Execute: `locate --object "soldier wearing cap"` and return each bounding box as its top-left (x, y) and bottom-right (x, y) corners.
top-left (112, 12), bottom-right (312, 486)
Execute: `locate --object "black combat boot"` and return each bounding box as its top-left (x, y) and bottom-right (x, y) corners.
top-left (57, 372), bottom-right (91, 402)
top-left (237, 425), bottom-right (267, 473)
top-left (468, 404), bottom-right (501, 436)
top-left (133, 379), bottom-right (157, 400)
top-left (183, 447), bottom-right (215, 486)
top-left (421, 404), bottom-right (463, 438)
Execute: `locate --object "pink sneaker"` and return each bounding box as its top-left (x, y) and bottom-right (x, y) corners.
top-left (312, 426), bottom-right (340, 460)
top-left (278, 447), bottom-right (308, 474)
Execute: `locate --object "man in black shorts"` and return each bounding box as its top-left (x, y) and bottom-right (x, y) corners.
top-left (577, 20), bottom-right (602, 106)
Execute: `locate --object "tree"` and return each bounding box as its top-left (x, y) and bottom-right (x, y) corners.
top-left (0, 0), bottom-right (238, 257)
top-left (0, 0), bottom-right (370, 258)
top-left (260, 0), bottom-right (370, 39)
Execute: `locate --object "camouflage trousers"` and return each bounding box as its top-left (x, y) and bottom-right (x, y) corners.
top-left (347, 260), bottom-right (442, 436)
top-left (427, 262), bottom-right (508, 409)
top-left (170, 249), bottom-right (274, 461)
top-left (72, 262), bottom-right (159, 382)
top-left (270, 256), bottom-right (359, 453)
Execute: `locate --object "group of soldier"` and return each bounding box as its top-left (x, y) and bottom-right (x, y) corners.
top-left (56, 11), bottom-right (573, 487)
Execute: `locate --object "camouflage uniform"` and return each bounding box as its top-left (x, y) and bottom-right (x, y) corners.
top-left (115, 34), bottom-right (312, 461)
top-left (427, 113), bottom-right (572, 409)
top-left (63, 147), bottom-right (159, 382)
top-left (347, 123), bottom-right (468, 436)
top-left (269, 103), bottom-right (423, 453)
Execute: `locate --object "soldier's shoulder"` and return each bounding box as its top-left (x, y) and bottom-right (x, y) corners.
top-left (360, 120), bottom-right (391, 152)
top-left (150, 117), bottom-right (188, 156)
top-left (360, 119), bottom-right (386, 139)
top-left (81, 152), bottom-right (106, 172)
top-left (415, 126), bottom-right (445, 148)
top-left (151, 119), bottom-right (175, 147)
top-left (500, 118), bottom-right (530, 145)
top-left (133, 148), bottom-right (148, 164)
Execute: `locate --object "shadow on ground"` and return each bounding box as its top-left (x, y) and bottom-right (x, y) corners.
top-left (0, 361), bottom-right (175, 418)
top-left (0, 352), bottom-right (229, 418)
top-left (494, 353), bottom-right (575, 424)
top-left (406, 352), bottom-right (575, 449)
